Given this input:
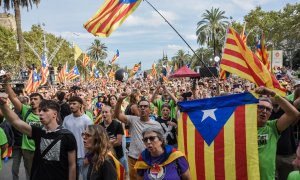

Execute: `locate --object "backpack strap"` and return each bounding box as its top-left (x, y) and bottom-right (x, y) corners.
top-left (24, 108), bottom-right (33, 121)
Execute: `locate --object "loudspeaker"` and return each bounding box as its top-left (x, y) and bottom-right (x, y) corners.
top-left (199, 67), bottom-right (218, 77)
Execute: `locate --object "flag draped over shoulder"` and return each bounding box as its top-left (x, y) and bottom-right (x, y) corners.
top-left (67, 66), bottom-right (80, 81)
top-left (177, 93), bottom-right (260, 180)
top-left (84, 0), bottom-right (142, 37)
top-left (220, 27), bottom-right (286, 96)
top-left (111, 49), bottom-right (119, 64)
top-left (255, 33), bottom-right (271, 72)
top-left (40, 53), bottom-right (49, 86)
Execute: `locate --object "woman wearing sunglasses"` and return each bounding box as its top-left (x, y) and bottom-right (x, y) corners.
top-left (82, 125), bottom-right (117, 180)
top-left (135, 127), bottom-right (191, 180)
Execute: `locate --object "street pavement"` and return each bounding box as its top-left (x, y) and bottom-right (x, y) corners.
top-left (0, 158), bottom-right (26, 180)
top-left (1, 158), bottom-right (84, 180)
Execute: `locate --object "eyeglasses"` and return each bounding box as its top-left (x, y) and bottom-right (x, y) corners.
top-left (142, 136), bottom-right (158, 143)
top-left (138, 105), bottom-right (149, 109)
top-left (257, 105), bottom-right (273, 113)
top-left (180, 89), bottom-right (186, 92)
top-left (81, 132), bottom-right (92, 138)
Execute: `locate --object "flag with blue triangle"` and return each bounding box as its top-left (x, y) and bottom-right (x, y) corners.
top-left (177, 92), bottom-right (260, 180)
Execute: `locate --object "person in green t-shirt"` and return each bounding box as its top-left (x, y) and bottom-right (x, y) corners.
top-left (2, 74), bottom-right (43, 180)
top-left (255, 87), bottom-right (300, 180)
top-left (287, 143), bottom-right (300, 180)
top-left (0, 127), bottom-right (8, 171)
top-left (151, 84), bottom-right (178, 119)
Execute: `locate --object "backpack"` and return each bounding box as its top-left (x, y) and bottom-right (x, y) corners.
top-left (0, 120), bottom-right (14, 147)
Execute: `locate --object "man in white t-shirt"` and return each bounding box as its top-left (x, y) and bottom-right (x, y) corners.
top-left (63, 96), bottom-right (92, 180)
top-left (115, 93), bottom-right (162, 180)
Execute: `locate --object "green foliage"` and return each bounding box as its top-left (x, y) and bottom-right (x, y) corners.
top-left (244, 3), bottom-right (300, 68)
top-left (196, 7), bottom-right (229, 56)
top-left (0, 25), bottom-right (19, 70)
top-left (23, 24), bottom-right (74, 69)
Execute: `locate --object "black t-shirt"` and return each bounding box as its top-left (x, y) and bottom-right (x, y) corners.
top-left (87, 158), bottom-right (117, 180)
top-left (30, 126), bottom-right (77, 180)
top-left (269, 106), bottom-right (297, 155)
top-left (156, 116), bottom-right (177, 145)
top-left (101, 120), bottom-right (124, 159)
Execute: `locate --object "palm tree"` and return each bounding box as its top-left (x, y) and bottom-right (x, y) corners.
top-left (171, 50), bottom-right (191, 68)
top-left (87, 39), bottom-right (108, 72)
top-left (196, 7), bottom-right (228, 57)
top-left (190, 48), bottom-right (213, 69)
top-left (0, 0), bottom-right (40, 68)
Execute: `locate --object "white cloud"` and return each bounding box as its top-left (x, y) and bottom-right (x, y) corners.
top-left (167, 44), bottom-right (184, 51)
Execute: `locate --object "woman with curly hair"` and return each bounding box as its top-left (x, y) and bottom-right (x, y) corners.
top-left (82, 125), bottom-right (117, 180)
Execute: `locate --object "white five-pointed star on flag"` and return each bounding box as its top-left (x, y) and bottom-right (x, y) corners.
top-left (201, 109), bottom-right (217, 122)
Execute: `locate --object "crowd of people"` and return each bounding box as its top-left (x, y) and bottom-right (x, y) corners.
top-left (0, 67), bottom-right (300, 180)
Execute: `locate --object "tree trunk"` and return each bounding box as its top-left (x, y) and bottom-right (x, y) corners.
top-left (14, 0), bottom-right (25, 68)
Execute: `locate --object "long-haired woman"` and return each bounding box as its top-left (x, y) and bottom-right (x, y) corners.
top-left (82, 125), bottom-right (117, 180)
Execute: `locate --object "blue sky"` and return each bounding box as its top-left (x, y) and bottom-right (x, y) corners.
top-left (5, 0), bottom-right (300, 69)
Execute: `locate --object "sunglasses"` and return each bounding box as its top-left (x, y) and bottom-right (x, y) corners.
top-left (180, 89), bottom-right (186, 92)
top-left (257, 105), bottom-right (273, 113)
top-left (81, 132), bottom-right (92, 138)
top-left (142, 136), bottom-right (158, 143)
top-left (138, 105), bottom-right (149, 108)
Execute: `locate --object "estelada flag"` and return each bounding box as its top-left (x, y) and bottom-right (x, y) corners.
top-left (177, 92), bottom-right (260, 180)
top-left (220, 27), bottom-right (286, 96)
top-left (84, 0), bottom-right (142, 37)
top-left (111, 49), bottom-right (119, 64)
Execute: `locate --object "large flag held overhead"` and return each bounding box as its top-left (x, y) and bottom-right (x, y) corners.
top-left (177, 93), bottom-right (260, 180)
top-left (25, 70), bottom-right (41, 93)
top-left (82, 54), bottom-right (90, 68)
top-left (67, 65), bottom-right (80, 81)
top-left (220, 27), bottom-right (286, 96)
top-left (84, 0), bottom-right (142, 37)
top-left (40, 53), bottom-right (49, 86)
top-left (255, 33), bottom-right (271, 72)
top-left (111, 49), bottom-right (119, 64)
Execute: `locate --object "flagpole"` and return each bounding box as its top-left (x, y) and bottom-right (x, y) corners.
top-left (143, 0), bottom-right (216, 78)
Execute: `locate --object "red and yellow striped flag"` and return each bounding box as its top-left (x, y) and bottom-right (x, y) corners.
top-left (151, 63), bottom-right (157, 78)
top-left (219, 68), bottom-right (227, 80)
top-left (82, 54), bottom-right (90, 68)
top-left (58, 62), bottom-right (68, 83)
top-left (255, 33), bottom-right (271, 72)
top-left (220, 27), bottom-right (286, 96)
top-left (178, 93), bottom-right (260, 180)
top-left (25, 70), bottom-right (41, 93)
top-left (84, 0), bottom-right (142, 37)
top-left (240, 23), bottom-right (247, 44)
top-left (108, 152), bottom-right (124, 180)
